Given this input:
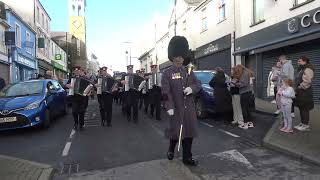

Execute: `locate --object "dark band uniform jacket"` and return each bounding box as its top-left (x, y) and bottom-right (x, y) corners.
top-left (162, 66), bottom-right (201, 140)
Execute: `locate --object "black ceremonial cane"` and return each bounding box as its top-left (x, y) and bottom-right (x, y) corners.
top-left (177, 62), bottom-right (194, 156)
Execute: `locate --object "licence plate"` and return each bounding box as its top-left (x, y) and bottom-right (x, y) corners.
top-left (0, 117), bottom-right (17, 123)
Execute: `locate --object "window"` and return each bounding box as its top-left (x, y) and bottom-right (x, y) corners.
top-left (36, 7), bottom-right (39, 23)
top-left (42, 13), bottom-right (44, 27)
top-left (294, 0), bottom-right (310, 6)
top-left (252, 0), bottom-right (264, 24)
top-left (15, 24), bottom-right (21, 48)
top-left (218, 0), bottom-right (226, 22)
top-left (182, 20), bottom-right (186, 33)
top-left (78, 5), bottom-right (81, 16)
top-left (201, 8), bottom-right (208, 32)
top-left (46, 19), bottom-right (49, 31)
top-left (26, 31), bottom-right (31, 54)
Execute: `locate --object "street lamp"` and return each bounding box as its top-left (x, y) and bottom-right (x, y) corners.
top-left (123, 41), bottom-right (132, 65)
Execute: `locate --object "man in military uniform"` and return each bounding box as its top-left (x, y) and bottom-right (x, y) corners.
top-left (162, 36), bottom-right (201, 166)
top-left (149, 64), bottom-right (162, 121)
top-left (121, 65), bottom-right (140, 123)
top-left (121, 65), bottom-right (134, 119)
top-left (66, 65), bottom-right (89, 130)
top-left (96, 66), bottom-right (115, 127)
top-left (96, 69), bottom-right (105, 126)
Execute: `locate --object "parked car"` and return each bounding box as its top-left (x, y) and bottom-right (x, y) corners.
top-left (0, 80), bottom-right (67, 131)
top-left (193, 70), bottom-right (230, 119)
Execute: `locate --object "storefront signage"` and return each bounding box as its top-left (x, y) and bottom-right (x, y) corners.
top-left (195, 34), bottom-right (231, 59)
top-left (17, 55), bottom-right (36, 69)
top-left (204, 44), bottom-right (219, 55)
top-left (288, 9), bottom-right (320, 33)
top-left (55, 54), bottom-right (62, 60)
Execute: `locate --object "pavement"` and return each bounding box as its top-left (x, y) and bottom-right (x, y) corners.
top-left (256, 98), bottom-right (320, 166)
top-left (0, 154), bottom-right (53, 180)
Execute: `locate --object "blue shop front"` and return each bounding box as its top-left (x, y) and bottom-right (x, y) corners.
top-left (6, 8), bottom-right (37, 83)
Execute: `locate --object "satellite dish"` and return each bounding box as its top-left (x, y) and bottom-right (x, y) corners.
top-left (184, 0), bottom-right (203, 5)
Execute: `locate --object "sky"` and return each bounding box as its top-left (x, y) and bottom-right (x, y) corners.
top-left (40, 0), bottom-right (172, 72)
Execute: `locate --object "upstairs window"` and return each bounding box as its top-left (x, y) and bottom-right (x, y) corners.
top-left (201, 8), bottom-right (208, 32)
top-left (252, 0), bottom-right (264, 25)
top-left (218, 0), bottom-right (226, 22)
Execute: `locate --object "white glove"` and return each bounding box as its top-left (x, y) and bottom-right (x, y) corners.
top-left (183, 87), bottom-right (193, 95)
top-left (167, 109), bottom-right (174, 116)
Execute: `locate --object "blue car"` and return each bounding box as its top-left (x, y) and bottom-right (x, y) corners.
top-left (0, 80), bottom-right (67, 131)
top-left (194, 70), bottom-right (230, 119)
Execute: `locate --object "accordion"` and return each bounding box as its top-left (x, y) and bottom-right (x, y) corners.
top-left (69, 77), bottom-right (93, 96)
top-left (125, 74), bottom-right (145, 91)
top-left (97, 77), bottom-right (116, 94)
top-left (148, 73), bottom-right (162, 89)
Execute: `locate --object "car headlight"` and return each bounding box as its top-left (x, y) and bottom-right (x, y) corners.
top-left (207, 91), bottom-right (214, 96)
top-left (24, 101), bottom-right (41, 110)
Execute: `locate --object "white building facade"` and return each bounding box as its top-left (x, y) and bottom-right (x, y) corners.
top-left (233, 0), bottom-right (320, 103)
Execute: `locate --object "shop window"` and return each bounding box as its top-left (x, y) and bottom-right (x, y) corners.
top-left (15, 24), bottom-right (21, 48)
top-left (218, 0), bottom-right (226, 22)
top-left (252, 0), bottom-right (265, 25)
top-left (201, 8), bottom-right (208, 32)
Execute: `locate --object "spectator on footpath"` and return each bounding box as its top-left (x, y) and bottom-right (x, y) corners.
top-left (238, 65), bottom-right (255, 129)
top-left (229, 66), bottom-right (245, 128)
top-left (209, 67), bottom-right (233, 124)
top-left (276, 55), bottom-right (295, 117)
top-left (0, 76), bottom-right (6, 91)
top-left (269, 62), bottom-right (282, 106)
top-left (294, 56), bottom-right (315, 132)
top-left (278, 79), bottom-right (295, 133)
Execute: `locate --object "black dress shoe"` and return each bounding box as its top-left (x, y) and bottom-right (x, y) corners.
top-left (167, 152), bottom-right (174, 160)
top-left (79, 125), bottom-right (84, 130)
top-left (101, 121), bottom-right (105, 126)
top-left (73, 124), bottom-right (78, 130)
top-left (107, 123), bottom-right (112, 127)
top-left (156, 118), bottom-right (161, 121)
top-left (183, 158), bottom-right (198, 166)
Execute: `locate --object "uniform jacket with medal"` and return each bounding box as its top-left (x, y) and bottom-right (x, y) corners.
top-left (161, 65), bottom-right (201, 139)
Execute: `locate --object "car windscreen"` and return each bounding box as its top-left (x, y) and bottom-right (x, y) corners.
top-left (0, 81), bottom-right (43, 98)
top-left (194, 72), bottom-right (215, 84)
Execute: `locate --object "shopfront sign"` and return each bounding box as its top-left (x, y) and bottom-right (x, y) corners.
top-left (195, 34), bottom-right (231, 59)
top-left (55, 54), bottom-right (62, 60)
top-left (288, 9), bottom-right (320, 33)
top-left (17, 55), bottom-right (36, 69)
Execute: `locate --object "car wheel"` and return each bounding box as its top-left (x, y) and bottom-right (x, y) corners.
top-left (196, 99), bottom-right (207, 119)
top-left (42, 109), bottom-right (51, 129)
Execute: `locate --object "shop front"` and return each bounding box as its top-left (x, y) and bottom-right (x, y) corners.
top-left (52, 61), bottom-right (67, 80)
top-left (234, 7), bottom-right (320, 104)
top-left (38, 58), bottom-right (53, 76)
top-left (0, 52), bottom-right (10, 84)
top-left (12, 53), bottom-right (37, 83)
top-left (195, 34), bottom-right (232, 75)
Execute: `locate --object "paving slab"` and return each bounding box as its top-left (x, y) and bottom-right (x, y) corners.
top-left (0, 154), bottom-right (53, 180)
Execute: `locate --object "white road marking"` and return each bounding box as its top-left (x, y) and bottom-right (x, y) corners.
top-left (218, 129), bottom-right (240, 138)
top-left (200, 122), bottom-right (214, 128)
top-left (69, 129), bottom-right (76, 139)
top-left (210, 149), bottom-right (253, 169)
top-left (62, 142), bottom-right (72, 157)
top-left (85, 124), bottom-right (100, 127)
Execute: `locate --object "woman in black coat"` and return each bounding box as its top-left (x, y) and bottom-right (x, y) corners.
top-left (209, 67), bottom-right (233, 123)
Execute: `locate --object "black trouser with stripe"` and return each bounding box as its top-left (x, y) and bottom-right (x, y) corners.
top-left (101, 93), bottom-right (113, 125)
top-left (150, 87), bottom-right (162, 120)
top-left (169, 138), bottom-right (193, 160)
top-left (127, 89), bottom-right (140, 122)
top-left (72, 95), bottom-right (86, 127)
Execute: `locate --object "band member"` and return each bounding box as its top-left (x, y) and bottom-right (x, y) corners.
top-left (162, 36), bottom-right (201, 166)
top-left (142, 74), bottom-right (150, 113)
top-left (149, 65), bottom-right (162, 120)
top-left (96, 66), bottom-right (115, 127)
top-left (96, 69), bottom-right (105, 125)
top-left (122, 65), bottom-right (142, 123)
top-left (121, 66), bottom-right (133, 116)
top-left (66, 65), bottom-right (89, 130)
top-left (139, 69), bottom-right (146, 109)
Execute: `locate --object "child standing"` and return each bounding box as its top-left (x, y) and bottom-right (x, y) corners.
top-left (278, 79), bottom-right (295, 133)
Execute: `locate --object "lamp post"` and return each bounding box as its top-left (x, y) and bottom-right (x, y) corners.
top-left (123, 41), bottom-right (132, 65)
